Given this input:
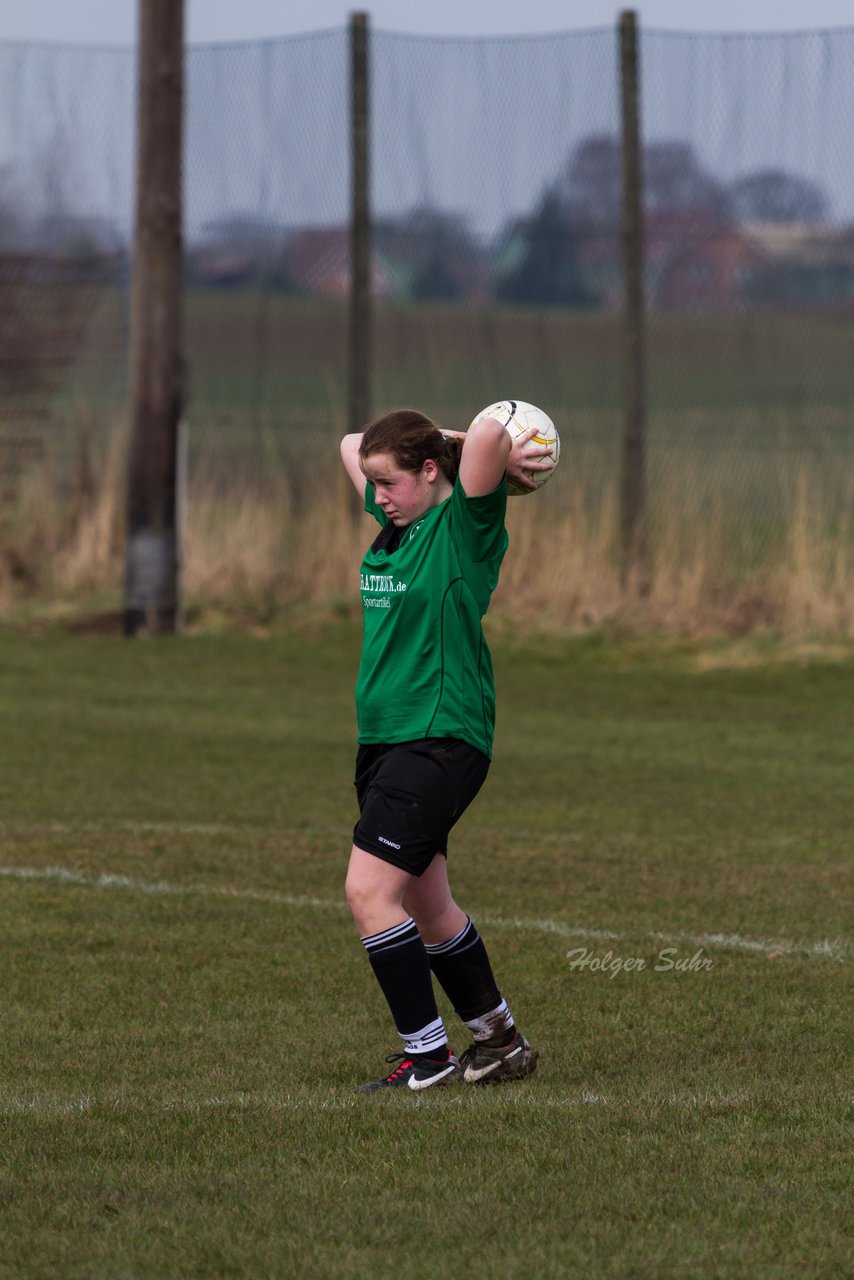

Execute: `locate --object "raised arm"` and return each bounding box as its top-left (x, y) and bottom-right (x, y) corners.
top-left (457, 419), bottom-right (555, 496)
top-left (457, 418), bottom-right (511, 497)
top-left (340, 433), bottom-right (367, 501)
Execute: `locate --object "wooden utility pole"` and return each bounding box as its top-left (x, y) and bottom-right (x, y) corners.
top-left (619, 9), bottom-right (647, 587)
top-left (123, 0), bottom-right (184, 635)
top-left (349, 11), bottom-right (371, 465)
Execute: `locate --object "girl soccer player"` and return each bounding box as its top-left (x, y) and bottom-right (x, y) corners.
top-left (340, 408), bottom-right (552, 1091)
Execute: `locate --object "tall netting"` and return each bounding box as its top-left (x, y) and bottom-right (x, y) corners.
top-left (184, 33), bottom-right (350, 477)
top-left (0, 41), bottom-right (134, 493)
top-left (367, 28), bottom-right (623, 605)
top-left (0, 23), bottom-right (852, 622)
top-left (369, 28), bottom-right (619, 434)
top-left (637, 29), bottom-right (854, 584)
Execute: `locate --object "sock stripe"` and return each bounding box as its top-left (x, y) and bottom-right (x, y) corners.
top-left (361, 917), bottom-right (419, 955)
top-left (424, 918), bottom-right (473, 956)
top-left (361, 917), bottom-right (416, 946)
top-left (401, 1016), bottom-right (448, 1057)
top-left (427, 934), bottom-right (480, 959)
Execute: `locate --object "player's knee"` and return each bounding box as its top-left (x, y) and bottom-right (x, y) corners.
top-left (403, 895), bottom-right (435, 931)
top-left (344, 869), bottom-right (366, 917)
top-left (345, 869), bottom-right (393, 923)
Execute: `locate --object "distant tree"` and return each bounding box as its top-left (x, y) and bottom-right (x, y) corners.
top-left (496, 191), bottom-right (596, 308)
top-left (728, 170), bottom-right (829, 225)
top-left (564, 135), bottom-right (622, 229)
top-left (411, 250), bottom-right (463, 302)
top-left (563, 133), bottom-right (727, 227)
top-left (374, 206), bottom-right (480, 301)
top-left (643, 141), bottom-right (727, 216)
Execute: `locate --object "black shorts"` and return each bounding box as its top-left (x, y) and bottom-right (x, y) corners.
top-left (353, 737), bottom-right (490, 876)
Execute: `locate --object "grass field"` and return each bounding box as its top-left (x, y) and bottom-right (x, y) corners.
top-left (0, 626), bottom-right (851, 1278)
top-left (178, 293), bottom-right (854, 415)
top-left (46, 286), bottom-right (854, 436)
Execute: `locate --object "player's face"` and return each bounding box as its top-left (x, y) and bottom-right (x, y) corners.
top-left (360, 452), bottom-right (440, 526)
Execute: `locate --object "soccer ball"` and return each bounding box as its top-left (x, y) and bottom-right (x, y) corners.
top-left (469, 399), bottom-right (560, 496)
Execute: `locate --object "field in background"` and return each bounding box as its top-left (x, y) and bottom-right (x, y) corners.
top-left (2, 294), bottom-right (852, 634)
top-left (186, 293), bottom-right (854, 401)
top-left (0, 629), bottom-right (850, 1278)
top-left (18, 288), bottom-right (854, 459)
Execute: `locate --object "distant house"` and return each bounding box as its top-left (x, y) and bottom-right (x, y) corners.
top-left (741, 222), bottom-right (854, 308)
top-left (654, 227), bottom-right (765, 311)
top-left (373, 211), bottom-right (489, 303)
top-left (575, 232), bottom-right (622, 307)
top-left (188, 215), bottom-right (289, 289)
top-left (284, 228), bottom-right (392, 299)
top-left (575, 210), bottom-right (736, 310)
top-left (575, 211), bottom-right (854, 312)
top-left (650, 219), bottom-right (854, 312)
top-left (191, 252), bottom-right (259, 288)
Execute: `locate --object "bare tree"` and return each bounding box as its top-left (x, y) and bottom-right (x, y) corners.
top-left (564, 134), bottom-right (727, 229)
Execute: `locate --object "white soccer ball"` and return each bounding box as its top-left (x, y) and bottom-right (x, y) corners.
top-left (469, 399), bottom-right (560, 496)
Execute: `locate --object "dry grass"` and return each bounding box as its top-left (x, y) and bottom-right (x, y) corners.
top-left (0, 429), bottom-right (851, 638)
top-left (497, 458), bottom-right (853, 637)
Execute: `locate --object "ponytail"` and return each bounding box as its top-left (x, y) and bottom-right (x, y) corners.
top-left (438, 433), bottom-right (464, 483)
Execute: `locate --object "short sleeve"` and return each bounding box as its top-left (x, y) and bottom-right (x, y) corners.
top-left (364, 482), bottom-right (388, 527)
top-left (448, 475), bottom-right (507, 563)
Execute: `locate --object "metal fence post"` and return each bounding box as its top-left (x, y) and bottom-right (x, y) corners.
top-left (349, 11), bottom-right (371, 473)
top-left (123, 0), bottom-right (184, 635)
top-left (619, 9), bottom-right (647, 588)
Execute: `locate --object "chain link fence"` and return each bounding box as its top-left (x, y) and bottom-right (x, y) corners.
top-left (0, 21), bottom-right (852, 578)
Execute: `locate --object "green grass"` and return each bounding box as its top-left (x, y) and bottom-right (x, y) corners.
top-left (0, 626), bottom-right (851, 1279)
top-left (175, 295), bottom-right (854, 454)
top-left (50, 286), bottom-right (854, 423)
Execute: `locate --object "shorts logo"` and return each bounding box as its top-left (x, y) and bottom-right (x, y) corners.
top-left (378, 835), bottom-right (401, 850)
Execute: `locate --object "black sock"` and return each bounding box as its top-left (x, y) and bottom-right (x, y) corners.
top-left (360, 917), bottom-right (448, 1057)
top-left (425, 917), bottom-right (515, 1040)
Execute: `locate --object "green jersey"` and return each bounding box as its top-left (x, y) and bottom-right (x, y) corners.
top-left (356, 476), bottom-right (508, 758)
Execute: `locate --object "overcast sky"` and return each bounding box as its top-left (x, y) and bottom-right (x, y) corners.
top-left (1, 0), bottom-right (854, 45)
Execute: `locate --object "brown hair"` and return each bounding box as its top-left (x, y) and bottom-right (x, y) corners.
top-left (359, 408), bottom-right (463, 483)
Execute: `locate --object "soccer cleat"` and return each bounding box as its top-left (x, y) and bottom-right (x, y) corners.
top-left (358, 1049), bottom-right (463, 1093)
top-left (459, 1030), bottom-right (538, 1084)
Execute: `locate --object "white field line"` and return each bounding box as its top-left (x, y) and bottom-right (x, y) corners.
top-left (1, 1089), bottom-right (821, 1117)
top-left (1, 862), bottom-right (851, 964)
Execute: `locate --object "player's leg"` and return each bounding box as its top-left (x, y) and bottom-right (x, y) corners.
top-left (401, 846), bottom-right (467, 944)
top-left (405, 854), bottom-right (538, 1085)
top-left (345, 844), bottom-right (460, 1091)
top-left (345, 843), bottom-right (412, 937)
